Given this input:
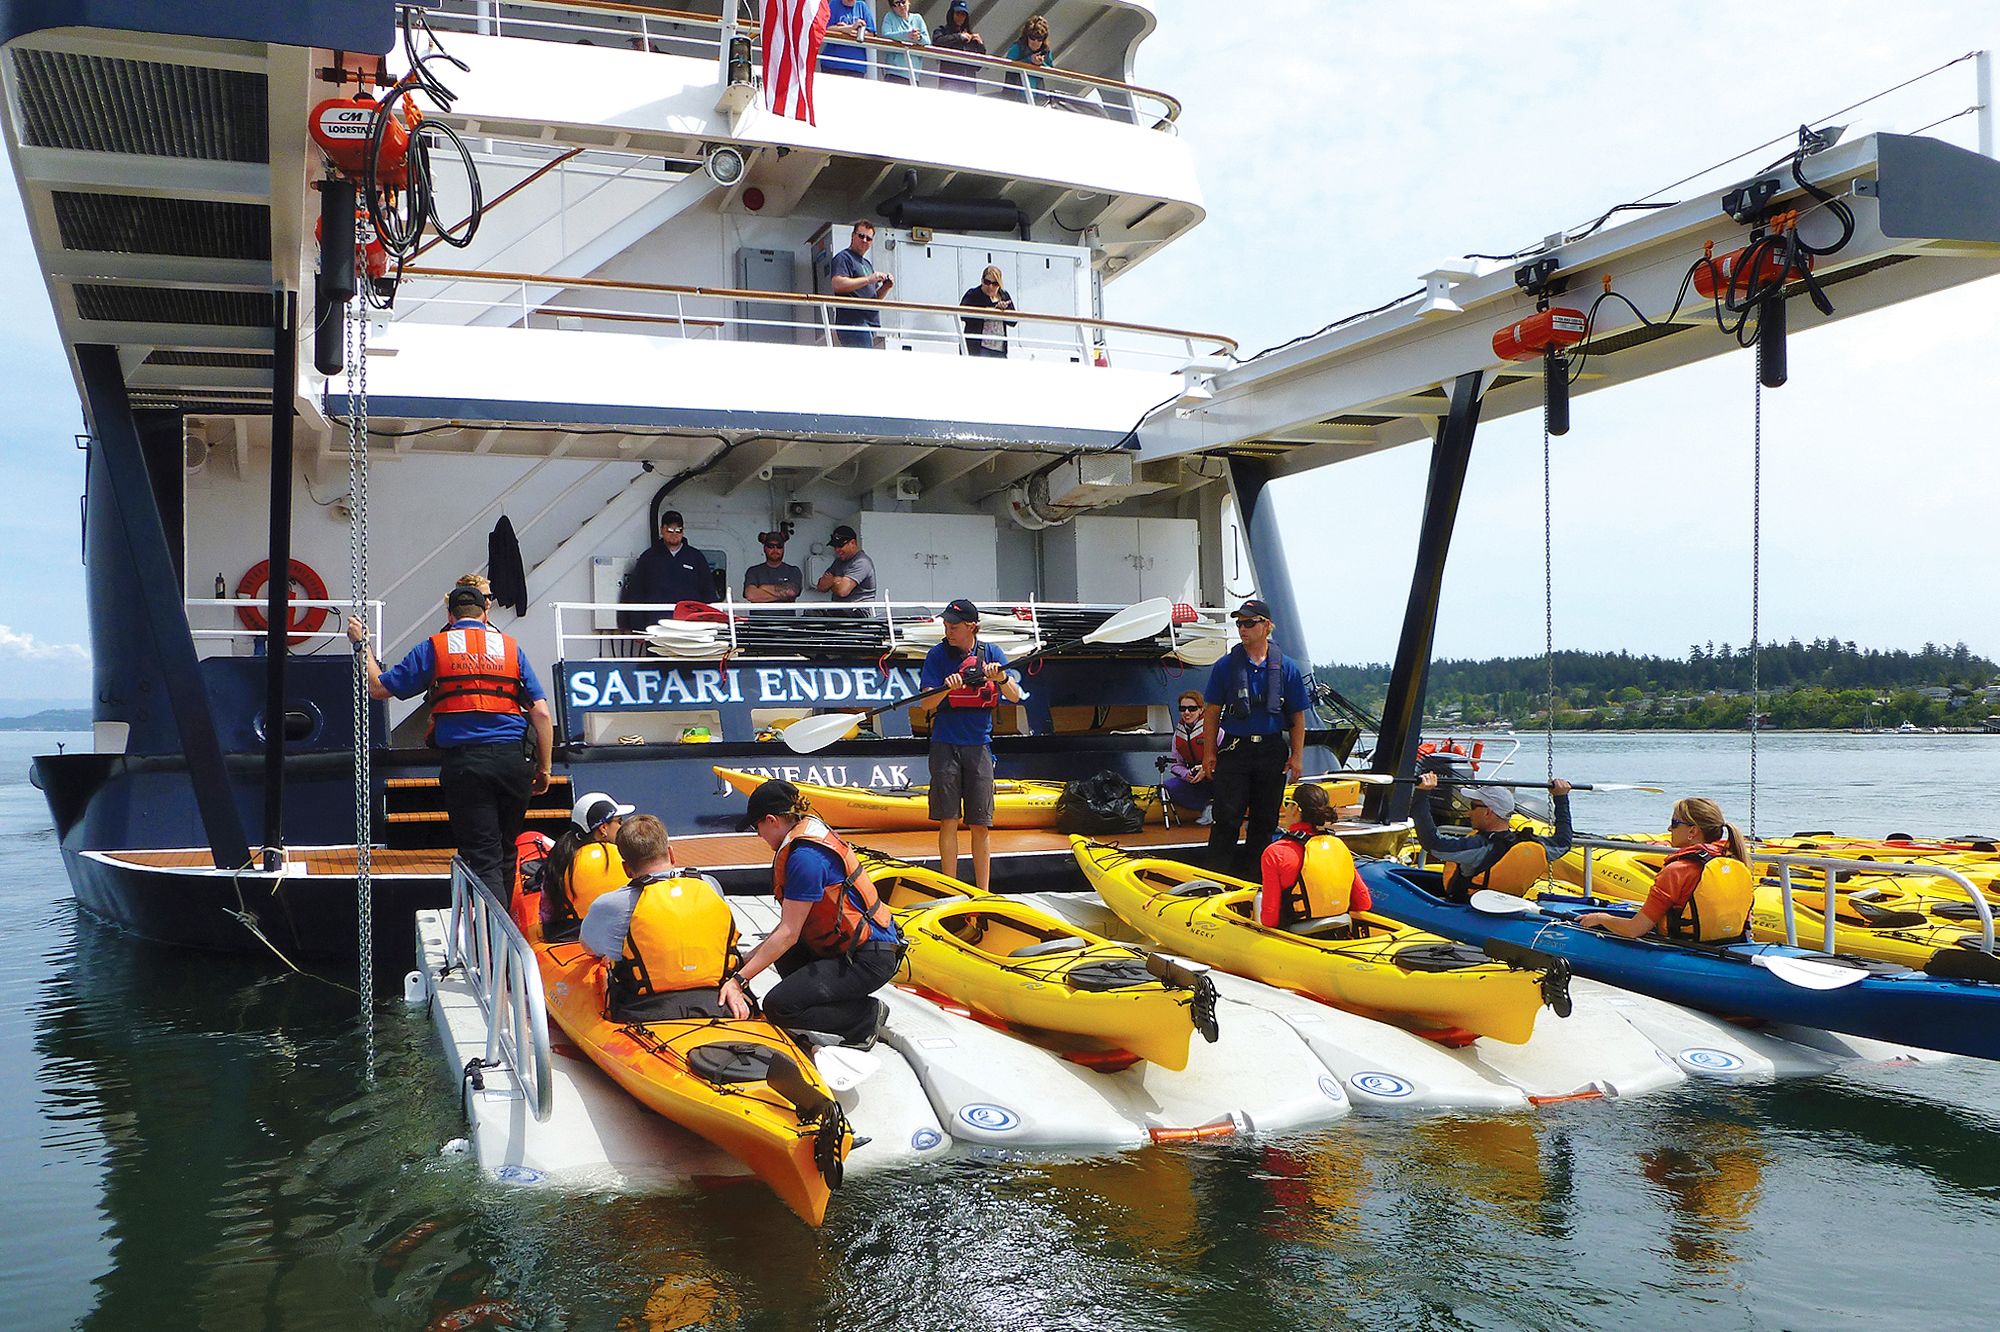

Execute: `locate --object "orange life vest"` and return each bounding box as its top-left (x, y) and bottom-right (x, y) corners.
top-left (1660, 848), bottom-right (1756, 944)
top-left (1267, 829), bottom-right (1355, 925)
top-left (771, 816), bottom-right (895, 957)
top-left (614, 872), bottom-right (739, 1002)
top-left (1441, 830), bottom-right (1551, 899)
top-left (427, 625), bottom-right (528, 717)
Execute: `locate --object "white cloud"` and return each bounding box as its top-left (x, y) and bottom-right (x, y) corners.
top-left (0, 624), bottom-right (87, 662)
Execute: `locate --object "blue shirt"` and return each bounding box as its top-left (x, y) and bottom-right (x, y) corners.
top-left (920, 640), bottom-right (1012, 747)
top-left (830, 246), bottom-right (884, 326)
top-left (821, 1), bottom-right (874, 76)
top-left (782, 841), bottom-right (897, 945)
top-left (379, 618), bottom-right (546, 747)
top-left (1202, 645), bottom-right (1309, 738)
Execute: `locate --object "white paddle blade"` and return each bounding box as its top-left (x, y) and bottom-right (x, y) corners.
top-left (814, 1044), bottom-right (881, 1092)
top-left (1083, 597), bottom-right (1174, 645)
top-left (1172, 636), bottom-right (1229, 666)
top-left (1591, 783), bottom-right (1666, 794)
top-left (780, 711), bottom-right (865, 754)
top-left (1470, 889), bottom-right (1541, 916)
top-left (1755, 954), bottom-right (1872, 990)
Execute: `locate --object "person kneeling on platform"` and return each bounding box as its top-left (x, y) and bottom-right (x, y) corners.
top-left (1577, 797), bottom-right (1755, 941)
top-left (1413, 770), bottom-right (1573, 902)
top-left (581, 815), bottom-right (745, 1020)
top-left (721, 779), bottom-right (901, 1048)
top-left (1258, 783), bottom-right (1372, 937)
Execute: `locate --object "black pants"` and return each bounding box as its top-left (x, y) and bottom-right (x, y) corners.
top-left (1207, 737), bottom-right (1289, 876)
top-left (440, 740), bottom-right (536, 897)
top-left (763, 940), bottom-right (899, 1044)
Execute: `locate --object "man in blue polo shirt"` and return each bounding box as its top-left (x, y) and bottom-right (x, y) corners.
top-left (821, 0), bottom-right (875, 77)
top-left (1198, 599), bottom-right (1309, 874)
top-left (347, 582), bottom-right (554, 896)
top-left (919, 598), bottom-right (1024, 890)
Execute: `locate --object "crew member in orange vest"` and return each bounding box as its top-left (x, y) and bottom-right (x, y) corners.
top-left (347, 580), bottom-right (554, 895)
top-left (720, 779), bottom-right (900, 1047)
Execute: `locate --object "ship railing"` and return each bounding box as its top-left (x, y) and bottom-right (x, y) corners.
top-left (445, 856), bottom-right (556, 1123)
top-left (398, 265), bottom-right (1236, 372)
top-left (553, 598), bottom-right (1226, 662)
top-left (425, 0), bottom-right (1181, 128)
top-left (184, 598), bottom-right (383, 655)
top-left (1567, 834), bottom-right (1995, 955)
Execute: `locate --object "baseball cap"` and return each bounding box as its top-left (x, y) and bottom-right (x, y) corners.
top-left (948, 0), bottom-right (969, 11)
top-left (1473, 786), bottom-right (1517, 818)
top-left (571, 790), bottom-right (636, 831)
top-left (1230, 599), bottom-right (1273, 622)
top-left (940, 598), bottom-right (980, 625)
top-left (829, 524), bottom-right (859, 545)
top-left (447, 585), bottom-right (488, 614)
top-left (738, 778), bottom-right (803, 830)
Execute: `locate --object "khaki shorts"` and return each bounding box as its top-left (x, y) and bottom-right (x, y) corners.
top-left (927, 742), bottom-right (995, 826)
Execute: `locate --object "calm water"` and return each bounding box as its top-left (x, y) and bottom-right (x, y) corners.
top-left (5, 730), bottom-right (1999, 1331)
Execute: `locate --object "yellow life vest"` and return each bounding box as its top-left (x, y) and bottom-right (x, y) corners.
top-left (1442, 832), bottom-right (1550, 899)
top-left (1285, 832), bottom-right (1355, 921)
top-left (1663, 854), bottom-right (1755, 944)
top-left (567, 841), bottom-right (630, 919)
top-left (618, 873), bottom-right (740, 1000)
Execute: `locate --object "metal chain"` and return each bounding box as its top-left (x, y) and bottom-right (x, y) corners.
top-left (1748, 371), bottom-right (1762, 842)
top-left (1542, 411), bottom-right (1555, 784)
top-left (346, 299), bottom-right (375, 1061)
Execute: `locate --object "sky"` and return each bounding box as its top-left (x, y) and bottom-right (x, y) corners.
top-left (1, 2), bottom-right (1998, 699)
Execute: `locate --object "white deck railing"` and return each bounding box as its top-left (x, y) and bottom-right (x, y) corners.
top-left (445, 857), bottom-right (555, 1123)
top-left (185, 598), bottom-right (383, 656)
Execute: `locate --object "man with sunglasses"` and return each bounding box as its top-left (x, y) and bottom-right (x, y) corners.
top-left (623, 509), bottom-right (716, 620)
top-left (1413, 770), bottom-right (1574, 903)
top-left (815, 525), bottom-right (877, 601)
top-left (346, 579), bottom-right (553, 897)
top-left (742, 530), bottom-right (803, 603)
top-left (1198, 600), bottom-right (1310, 872)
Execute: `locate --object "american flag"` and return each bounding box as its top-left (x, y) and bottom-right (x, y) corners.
top-left (761, 0), bottom-right (830, 124)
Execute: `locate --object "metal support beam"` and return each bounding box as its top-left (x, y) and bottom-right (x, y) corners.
top-left (77, 342), bottom-right (252, 870)
top-left (260, 292), bottom-right (297, 869)
top-left (1367, 371), bottom-right (1485, 822)
top-left (1223, 456), bottom-right (1306, 656)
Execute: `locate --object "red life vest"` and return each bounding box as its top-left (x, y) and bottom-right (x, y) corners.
top-left (945, 646), bottom-right (998, 710)
top-left (427, 625), bottom-right (528, 717)
top-left (771, 816), bottom-right (895, 957)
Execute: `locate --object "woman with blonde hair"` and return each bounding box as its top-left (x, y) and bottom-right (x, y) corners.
top-left (959, 264), bottom-right (1017, 357)
top-left (1578, 797), bottom-right (1752, 940)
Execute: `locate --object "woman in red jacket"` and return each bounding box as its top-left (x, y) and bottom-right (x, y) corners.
top-left (1259, 782), bottom-right (1371, 930)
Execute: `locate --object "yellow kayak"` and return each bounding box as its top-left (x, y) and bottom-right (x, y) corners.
top-left (860, 853), bottom-right (1219, 1070)
top-left (534, 928), bottom-right (850, 1226)
top-left (1550, 844), bottom-right (2000, 978)
top-left (1070, 837), bottom-right (1559, 1044)
top-left (714, 766), bottom-right (1361, 833)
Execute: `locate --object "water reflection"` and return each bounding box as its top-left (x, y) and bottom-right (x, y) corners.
top-left (1639, 1119), bottom-right (1767, 1273)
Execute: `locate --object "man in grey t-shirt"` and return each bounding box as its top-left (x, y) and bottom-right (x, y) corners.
top-left (815, 524), bottom-right (878, 601)
top-left (742, 531), bottom-right (804, 603)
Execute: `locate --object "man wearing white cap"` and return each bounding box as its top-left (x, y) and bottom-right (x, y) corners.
top-left (1413, 771), bottom-right (1574, 902)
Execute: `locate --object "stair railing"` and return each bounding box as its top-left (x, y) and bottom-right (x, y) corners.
top-left (444, 856), bottom-right (555, 1122)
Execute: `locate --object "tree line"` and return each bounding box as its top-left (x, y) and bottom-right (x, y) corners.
top-left (1316, 640), bottom-right (1998, 730)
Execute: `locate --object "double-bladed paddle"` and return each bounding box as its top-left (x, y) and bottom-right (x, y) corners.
top-left (779, 598), bottom-right (1174, 754)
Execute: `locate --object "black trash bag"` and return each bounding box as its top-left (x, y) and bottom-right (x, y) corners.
top-left (1056, 771), bottom-right (1145, 834)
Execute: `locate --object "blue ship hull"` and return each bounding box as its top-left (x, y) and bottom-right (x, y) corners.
top-left (1357, 861), bottom-right (2000, 1063)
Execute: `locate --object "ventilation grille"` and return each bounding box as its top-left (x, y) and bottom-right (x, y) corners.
top-left (75, 284), bottom-right (269, 327)
top-left (143, 350), bottom-right (272, 369)
top-left (53, 192), bottom-right (270, 261)
top-left (11, 49), bottom-right (268, 161)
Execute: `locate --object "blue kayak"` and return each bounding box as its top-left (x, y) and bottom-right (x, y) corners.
top-left (1357, 862), bottom-right (2000, 1062)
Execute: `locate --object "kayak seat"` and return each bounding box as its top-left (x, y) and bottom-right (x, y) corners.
top-left (1290, 914), bottom-right (1354, 939)
top-left (1013, 936), bottom-right (1087, 958)
top-left (1066, 959), bottom-right (1155, 992)
top-left (686, 1041), bottom-right (785, 1085)
top-left (1393, 941), bottom-right (1492, 973)
top-left (1846, 901), bottom-right (1930, 930)
top-left (1930, 900), bottom-right (1993, 923)
top-left (541, 919), bottom-right (582, 944)
top-left (614, 988), bottom-right (730, 1024)
top-left (1167, 878), bottom-right (1229, 897)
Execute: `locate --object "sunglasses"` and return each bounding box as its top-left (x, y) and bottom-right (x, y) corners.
top-left (1668, 818), bottom-right (1690, 830)
top-left (663, 527), bottom-right (684, 535)
top-left (1178, 705), bottom-right (1200, 713)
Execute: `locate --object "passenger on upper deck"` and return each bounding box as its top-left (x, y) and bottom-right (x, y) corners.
top-left (877, 0), bottom-right (929, 84)
top-left (1004, 16), bottom-right (1057, 105)
top-left (1161, 689), bottom-right (1212, 824)
top-left (1576, 797), bottom-right (1753, 942)
top-left (540, 789), bottom-right (635, 940)
top-left (1259, 784), bottom-right (1373, 935)
top-left (1413, 771), bottom-right (1573, 903)
top-left (815, 525), bottom-right (878, 601)
top-left (621, 510), bottom-right (715, 625)
top-left (932, 1), bottom-right (986, 94)
top-left (743, 531), bottom-right (804, 603)
top-left (347, 581), bottom-right (553, 898)
top-left (581, 815), bottom-right (745, 1020)
top-left (829, 220), bottom-right (893, 350)
top-left (821, 1), bottom-right (875, 78)
top-left (960, 266), bottom-right (1017, 357)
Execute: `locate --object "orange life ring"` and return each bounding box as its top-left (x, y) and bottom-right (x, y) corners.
top-left (236, 559), bottom-right (331, 645)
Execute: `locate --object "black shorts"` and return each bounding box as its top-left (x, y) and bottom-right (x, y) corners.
top-left (927, 742), bottom-right (995, 826)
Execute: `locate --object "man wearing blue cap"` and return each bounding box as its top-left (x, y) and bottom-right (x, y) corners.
top-left (920, 598), bottom-right (1023, 889)
top-left (1198, 599), bottom-right (1309, 874)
